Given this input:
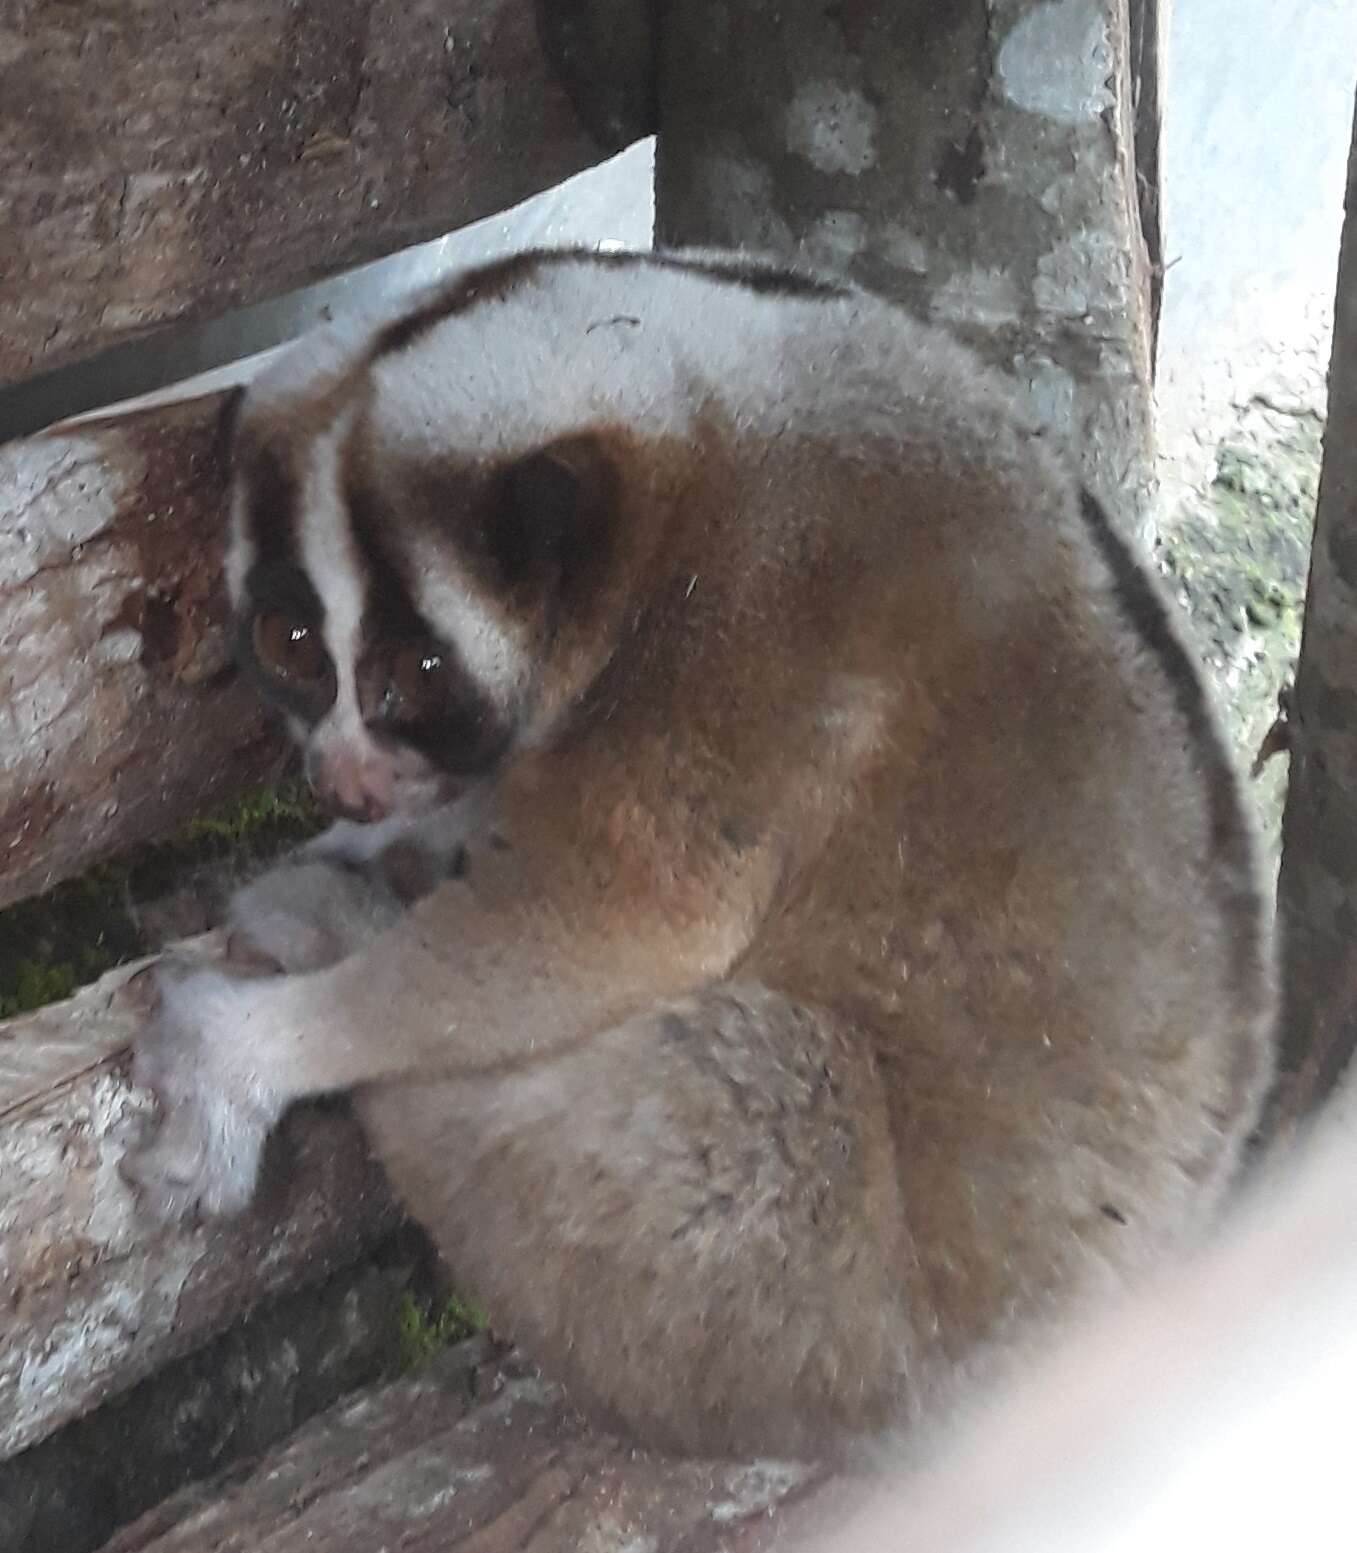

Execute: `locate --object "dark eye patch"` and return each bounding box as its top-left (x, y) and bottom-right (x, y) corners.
top-left (235, 563), bottom-right (337, 724)
top-left (342, 460), bottom-right (514, 780)
top-left (362, 639), bottom-right (513, 778)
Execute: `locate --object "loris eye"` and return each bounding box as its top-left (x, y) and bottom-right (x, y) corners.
top-left (387, 644), bottom-right (448, 718)
top-left (252, 611), bottom-right (327, 685)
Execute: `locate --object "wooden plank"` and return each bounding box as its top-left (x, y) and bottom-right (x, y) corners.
top-left (102, 1343), bottom-right (829, 1553)
top-left (0, 947), bottom-right (401, 1461)
top-left (0, 392), bottom-right (284, 909)
top-left (1271, 93), bottom-right (1357, 1127)
top-left (0, 0), bottom-right (607, 389)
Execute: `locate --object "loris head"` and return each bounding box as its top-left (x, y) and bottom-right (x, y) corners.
top-left (219, 254), bottom-right (660, 824)
top-left (221, 246), bottom-right (856, 822)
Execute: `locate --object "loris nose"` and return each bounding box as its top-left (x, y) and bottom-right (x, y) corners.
top-left (306, 744), bottom-right (396, 824)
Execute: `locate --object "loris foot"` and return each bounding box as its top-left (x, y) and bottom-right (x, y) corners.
top-left (120, 960), bottom-right (283, 1221)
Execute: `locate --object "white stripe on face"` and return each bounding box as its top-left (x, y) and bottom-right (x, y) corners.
top-left (224, 479), bottom-right (254, 613)
top-left (405, 544), bottom-right (531, 712)
top-left (299, 419), bottom-right (369, 741)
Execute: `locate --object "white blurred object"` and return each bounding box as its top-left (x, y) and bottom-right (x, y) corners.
top-left (804, 1110), bottom-right (1357, 1552)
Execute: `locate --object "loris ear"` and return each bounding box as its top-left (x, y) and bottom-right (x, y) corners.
top-left (484, 434), bottom-right (618, 603)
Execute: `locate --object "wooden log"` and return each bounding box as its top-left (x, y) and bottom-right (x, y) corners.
top-left (1270, 94), bottom-right (1357, 1128)
top-left (0, 0), bottom-right (609, 389)
top-left (0, 391), bottom-right (285, 910)
top-left (101, 1340), bottom-right (829, 1553)
top-left (654, 0), bottom-right (1162, 545)
top-left (0, 942), bottom-right (401, 1464)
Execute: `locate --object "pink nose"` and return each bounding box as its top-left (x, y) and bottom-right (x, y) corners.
top-left (307, 743), bottom-right (396, 823)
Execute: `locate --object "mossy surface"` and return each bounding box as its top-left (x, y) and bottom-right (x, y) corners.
top-left (1156, 400), bottom-right (1320, 864)
top-left (0, 781), bottom-right (321, 1017)
top-left (0, 865), bottom-right (139, 1018)
top-left (395, 1289), bottom-right (490, 1372)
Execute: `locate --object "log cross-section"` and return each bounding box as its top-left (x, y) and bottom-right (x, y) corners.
top-left (0, 393), bottom-right (283, 911)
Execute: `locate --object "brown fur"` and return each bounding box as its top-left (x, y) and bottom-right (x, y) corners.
top-left (125, 250), bottom-right (1275, 1463)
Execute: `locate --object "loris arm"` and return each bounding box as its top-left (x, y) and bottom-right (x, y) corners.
top-left (121, 785), bottom-right (772, 1219)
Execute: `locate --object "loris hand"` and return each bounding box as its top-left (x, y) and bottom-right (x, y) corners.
top-left (120, 960), bottom-right (285, 1221)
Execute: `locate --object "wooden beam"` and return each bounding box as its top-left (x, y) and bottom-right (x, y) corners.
top-left (0, 0), bottom-right (609, 389)
top-left (1271, 92), bottom-right (1357, 1127)
top-left (101, 1341), bottom-right (828, 1553)
top-left (0, 941), bottom-right (400, 1463)
top-left (0, 392), bottom-right (287, 910)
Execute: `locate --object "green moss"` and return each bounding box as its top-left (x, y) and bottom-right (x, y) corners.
top-left (394, 1290), bottom-right (490, 1371)
top-left (180, 784), bottom-right (320, 846)
top-left (0, 781), bottom-right (322, 1018)
top-left (0, 864), bottom-right (140, 1018)
top-left (1156, 402), bottom-right (1321, 863)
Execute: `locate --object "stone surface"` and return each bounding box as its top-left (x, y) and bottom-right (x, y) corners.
top-left (1156, 398), bottom-right (1321, 864)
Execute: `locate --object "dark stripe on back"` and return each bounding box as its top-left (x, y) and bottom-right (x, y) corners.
top-left (369, 247), bottom-right (853, 361)
top-left (642, 250), bottom-right (852, 300)
top-left (370, 251), bottom-right (548, 358)
top-left (1077, 489), bottom-right (1268, 1047)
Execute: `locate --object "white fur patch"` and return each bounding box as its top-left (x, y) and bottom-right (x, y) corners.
top-left (299, 415), bottom-right (368, 740)
top-left (358, 253), bottom-right (923, 486)
top-left (224, 483), bottom-right (251, 610)
top-left (404, 541), bottom-right (530, 708)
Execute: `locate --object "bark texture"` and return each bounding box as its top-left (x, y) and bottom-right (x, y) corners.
top-left (1271, 98), bottom-right (1357, 1128)
top-left (101, 1341), bottom-right (830, 1553)
top-left (0, 943), bottom-right (400, 1465)
top-left (0, 393), bottom-right (284, 911)
top-left (655, 0), bottom-right (1160, 543)
top-left (0, 0), bottom-right (606, 389)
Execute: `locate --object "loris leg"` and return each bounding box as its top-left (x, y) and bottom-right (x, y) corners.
top-left (121, 785), bottom-right (777, 1221)
top-left (358, 983), bottom-right (917, 1460)
top-left (224, 803), bottom-right (472, 973)
top-left (224, 859), bottom-right (402, 973)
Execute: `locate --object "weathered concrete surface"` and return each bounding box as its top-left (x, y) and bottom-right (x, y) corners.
top-left (656, 0), bottom-right (1160, 543)
top-left (0, 0), bottom-right (610, 388)
top-left (0, 944), bottom-right (400, 1463)
top-left (0, 393), bottom-right (286, 910)
top-left (100, 1342), bottom-right (832, 1553)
